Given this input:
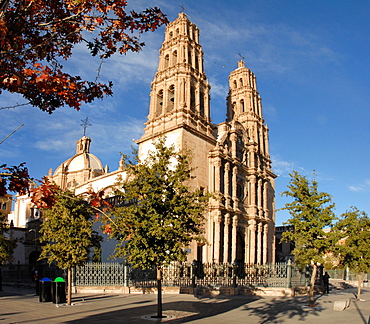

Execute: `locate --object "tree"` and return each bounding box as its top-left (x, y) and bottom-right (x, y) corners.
top-left (0, 211), bottom-right (17, 291)
top-left (281, 171), bottom-right (336, 306)
top-left (0, 163), bottom-right (30, 196)
top-left (332, 207), bottom-right (370, 300)
top-left (1, 0), bottom-right (168, 113)
top-left (33, 187), bottom-right (101, 305)
top-left (0, 162), bottom-right (29, 291)
top-left (106, 139), bottom-right (209, 318)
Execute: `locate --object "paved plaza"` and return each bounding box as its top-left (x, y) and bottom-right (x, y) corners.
top-left (1, 284), bottom-right (370, 323)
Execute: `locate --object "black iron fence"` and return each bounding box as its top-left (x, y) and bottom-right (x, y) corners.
top-left (74, 261), bottom-right (311, 289)
top-left (4, 262), bottom-right (369, 291)
top-left (325, 269), bottom-right (370, 281)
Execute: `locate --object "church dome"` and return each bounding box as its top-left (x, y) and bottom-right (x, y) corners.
top-left (51, 136), bottom-right (105, 188)
top-left (54, 152), bottom-right (104, 175)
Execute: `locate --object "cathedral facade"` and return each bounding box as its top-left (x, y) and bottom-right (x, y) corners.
top-left (137, 13), bottom-right (276, 264)
top-left (9, 13), bottom-right (276, 265)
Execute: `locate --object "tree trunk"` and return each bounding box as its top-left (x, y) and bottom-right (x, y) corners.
top-left (357, 273), bottom-right (363, 301)
top-left (156, 266), bottom-right (164, 318)
top-left (0, 266), bottom-right (2, 291)
top-left (67, 268), bottom-right (72, 306)
top-left (308, 263), bottom-right (317, 307)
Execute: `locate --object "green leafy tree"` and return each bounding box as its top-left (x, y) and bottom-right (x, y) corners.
top-left (0, 212), bottom-right (16, 291)
top-left (106, 138), bottom-right (209, 318)
top-left (37, 189), bottom-right (101, 305)
top-left (281, 171), bottom-right (336, 306)
top-left (332, 207), bottom-right (370, 300)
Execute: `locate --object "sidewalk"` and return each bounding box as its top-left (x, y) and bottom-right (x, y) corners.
top-left (1, 284), bottom-right (370, 323)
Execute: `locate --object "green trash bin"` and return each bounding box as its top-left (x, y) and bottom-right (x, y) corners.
top-left (39, 277), bottom-right (52, 302)
top-left (52, 277), bottom-right (66, 304)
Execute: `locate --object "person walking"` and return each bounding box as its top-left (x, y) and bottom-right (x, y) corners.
top-left (323, 271), bottom-right (330, 294)
top-left (33, 270), bottom-right (39, 296)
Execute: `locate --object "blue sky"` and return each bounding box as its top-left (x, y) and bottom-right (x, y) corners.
top-left (1, 0), bottom-right (369, 225)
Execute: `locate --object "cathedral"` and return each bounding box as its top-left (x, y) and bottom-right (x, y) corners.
top-left (9, 13), bottom-right (276, 265)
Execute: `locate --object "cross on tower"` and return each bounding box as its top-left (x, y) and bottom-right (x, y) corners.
top-left (80, 117), bottom-right (92, 136)
top-left (180, 4), bottom-right (186, 12)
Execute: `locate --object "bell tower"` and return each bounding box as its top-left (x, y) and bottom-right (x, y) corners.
top-left (226, 60), bottom-right (271, 170)
top-left (139, 12), bottom-right (214, 140)
top-left (137, 12), bottom-right (216, 189)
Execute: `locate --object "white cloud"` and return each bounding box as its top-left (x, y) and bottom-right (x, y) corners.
top-left (348, 179), bottom-right (370, 192)
top-left (33, 115), bottom-right (144, 155)
top-left (208, 76), bottom-right (228, 99)
top-left (197, 17), bottom-right (340, 80)
top-left (271, 155), bottom-right (315, 179)
top-left (271, 156), bottom-right (294, 177)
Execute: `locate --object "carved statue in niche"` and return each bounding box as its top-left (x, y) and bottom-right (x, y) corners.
top-left (236, 133), bottom-right (244, 161)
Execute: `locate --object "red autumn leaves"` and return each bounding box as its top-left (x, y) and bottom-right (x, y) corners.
top-left (1, 0), bottom-right (168, 113)
top-left (0, 163), bottom-right (30, 196)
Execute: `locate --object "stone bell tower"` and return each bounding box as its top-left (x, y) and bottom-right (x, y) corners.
top-left (137, 13), bottom-right (276, 264)
top-left (137, 12), bottom-right (216, 190)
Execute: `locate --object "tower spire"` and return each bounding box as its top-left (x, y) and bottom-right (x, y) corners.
top-left (226, 61), bottom-right (272, 165)
top-left (138, 12), bottom-right (214, 144)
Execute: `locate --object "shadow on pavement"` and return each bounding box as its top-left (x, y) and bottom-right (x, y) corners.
top-left (64, 295), bottom-right (260, 323)
top-left (244, 295), bottom-right (322, 324)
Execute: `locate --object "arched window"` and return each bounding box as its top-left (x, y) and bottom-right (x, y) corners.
top-left (200, 91), bottom-right (205, 117)
top-left (195, 54), bottom-right (199, 70)
top-left (237, 182), bottom-right (244, 200)
top-left (176, 28), bottom-right (179, 36)
top-left (167, 85), bottom-right (175, 112)
top-left (156, 90), bottom-right (163, 117)
top-left (233, 80), bottom-right (237, 89)
top-left (188, 49), bottom-right (192, 66)
top-left (239, 78), bottom-right (244, 87)
top-left (240, 99), bottom-right (245, 113)
top-left (172, 50), bottom-right (177, 66)
top-left (164, 54), bottom-right (169, 69)
top-left (190, 86), bottom-right (196, 112)
top-left (169, 31), bottom-right (173, 39)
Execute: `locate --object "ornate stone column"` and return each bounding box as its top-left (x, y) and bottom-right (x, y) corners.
top-left (263, 181), bottom-right (269, 219)
top-left (224, 162), bottom-right (231, 209)
top-left (257, 178), bottom-right (262, 217)
top-left (244, 224), bottom-right (249, 264)
top-left (231, 215), bottom-right (238, 262)
top-left (230, 132), bottom-right (237, 159)
top-left (232, 165), bottom-right (238, 210)
top-left (213, 212), bottom-right (221, 263)
top-left (257, 222), bottom-right (262, 264)
top-left (249, 175), bottom-right (256, 206)
top-left (248, 220), bottom-right (256, 264)
top-left (214, 157), bottom-right (221, 193)
top-left (223, 213), bottom-right (230, 263)
top-left (269, 221), bottom-right (276, 263)
top-left (263, 223), bottom-right (268, 264)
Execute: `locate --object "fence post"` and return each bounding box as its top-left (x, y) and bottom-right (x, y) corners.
top-left (191, 260), bottom-right (197, 288)
top-left (71, 267), bottom-right (76, 293)
top-left (123, 262), bottom-right (129, 287)
top-left (286, 259), bottom-right (292, 288)
top-left (345, 266), bottom-right (350, 281)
